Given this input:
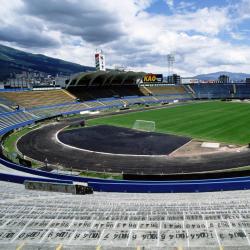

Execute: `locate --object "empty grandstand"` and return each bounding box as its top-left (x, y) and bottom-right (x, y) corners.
top-left (0, 89), bottom-right (76, 108)
top-left (188, 83), bottom-right (250, 99)
top-left (0, 181), bottom-right (250, 248)
top-left (0, 111), bottom-right (37, 133)
top-left (3, 0), bottom-right (250, 248)
top-left (2, 83), bottom-right (250, 137)
top-left (1, 82), bottom-right (250, 248)
top-left (67, 70), bottom-right (193, 102)
top-left (69, 85), bottom-right (145, 101)
top-left (142, 85), bottom-right (187, 95)
top-left (0, 104), bottom-right (13, 114)
top-left (235, 84), bottom-right (250, 98)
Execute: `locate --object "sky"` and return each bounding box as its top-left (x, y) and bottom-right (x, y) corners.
top-left (0, 0), bottom-right (250, 76)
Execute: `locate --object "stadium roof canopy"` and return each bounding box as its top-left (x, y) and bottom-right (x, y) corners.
top-left (66, 70), bottom-right (146, 88)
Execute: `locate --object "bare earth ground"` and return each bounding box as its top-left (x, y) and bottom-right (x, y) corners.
top-left (170, 139), bottom-right (247, 157)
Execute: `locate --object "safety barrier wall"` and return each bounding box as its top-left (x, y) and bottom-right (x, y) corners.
top-left (3, 153), bottom-right (250, 184)
top-left (124, 169), bottom-right (250, 181)
top-left (0, 172), bottom-right (73, 185)
top-left (0, 157), bottom-right (93, 183)
top-left (88, 179), bottom-right (250, 193)
top-left (2, 157), bottom-right (250, 193)
top-left (2, 156), bottom-right (250, 193)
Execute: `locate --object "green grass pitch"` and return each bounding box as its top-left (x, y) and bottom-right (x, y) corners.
top-left (87, 101), bottom-right (250, 145)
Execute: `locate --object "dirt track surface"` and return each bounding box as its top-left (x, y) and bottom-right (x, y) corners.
top-left (17, 121), bottom-right (250, 174)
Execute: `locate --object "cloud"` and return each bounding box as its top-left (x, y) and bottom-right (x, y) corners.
top-left (234, 0), bottom-right (250, 20)
top-left (176, 1), bottom-right (196, 12)
top-left (165, 0), bottom-right (174, 10)
top-left (164, 7), bottom-right (230, 35)
top-left (0, 0), bottom-right (250, 76)
top-left (0, 24), bottom-right (60, 48)
top-left (0, 0), bottom-right (60, 48)
top-left (21, 0), bottom-right (126, 44)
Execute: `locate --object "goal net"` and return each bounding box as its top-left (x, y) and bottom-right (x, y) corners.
top-left (132, 120), bottom-right (156, 132)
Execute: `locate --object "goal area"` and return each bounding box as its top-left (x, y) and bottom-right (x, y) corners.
top-left (132, 120), bottom-right (156, 132)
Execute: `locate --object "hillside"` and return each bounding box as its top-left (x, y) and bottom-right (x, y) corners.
top-left (195, 71), bottom-right (250, 81)
top-left (0, 44), bottom-right (95, 80)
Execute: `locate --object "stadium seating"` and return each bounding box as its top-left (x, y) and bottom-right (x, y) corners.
top-left (0, 111), bottom-right (37, 132)
top-left (143, 85), bottom-right (187, 95)
top-left (0, 86), bottom-right (192, 113)
top-left (0, 96), bottom-right (15, 107)
top-left (68, 86), bottom-right (145, 101)
top-left (188, 83), bottom-right (250, 99)
top-left (2, 84), bottom-right (250, 144)
top-left (97, 99), bottom-right (124, 107)
top-left (29, 103), bottom-right (90, 118)
top-left (1, 84), bottom-right (250, 246)
top-left (21, 94), bottom-right (193, 119)
top-left (1, 84), bottom-right (250, 248)
top-left (235, 84), bottom-right (250, 98)
top-left (0, 181), bottom-right (249, 248)
top-left (69, 87), bottom-right (99, 101)
top-left (0, 105), bottom-right (12, 114)
top-left (4, 84), bottom-right (250, 114)
top-left (111, 85), bottom-right (144, 97)
top-left (84, 100), bottom-right (105, 108)
top-left (0, 90), bottom-right (76, 108)
top-left (0, 96), bottom-right (15, 114)
top-left (189, 83), bottom-right (234, 99)
top-left (27, 99), bottom-right (122, 118)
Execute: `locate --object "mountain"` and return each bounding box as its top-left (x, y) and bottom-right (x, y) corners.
top-left (2, 44), bottom-right (249, 83)
top-left (194, 71), bottom-right (250, 81)
top-left (0, 44), bottom-right (95, 81)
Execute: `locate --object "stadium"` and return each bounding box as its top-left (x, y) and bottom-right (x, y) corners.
top-left (1, 70), bottom-right (250, 248)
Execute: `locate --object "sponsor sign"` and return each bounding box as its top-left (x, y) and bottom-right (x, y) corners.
top-left (143, 74), bottom-right (163, 83)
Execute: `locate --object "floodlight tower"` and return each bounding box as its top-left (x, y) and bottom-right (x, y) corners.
top-left (167, 53), bottom-right (175, 76)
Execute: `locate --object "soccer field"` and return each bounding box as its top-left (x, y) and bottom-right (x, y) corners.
top-left (87, 101), bottom-right (250, 145)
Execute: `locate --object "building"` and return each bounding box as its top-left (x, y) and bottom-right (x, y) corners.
top-left (246, 78), bottom-right (250, 84)
top-left (218, 75), bottom-right (230, 83)
top-left (95, 50), bottom-right (106, 71)
top-left (167, 74), bottom-right (181, 84)
top-left (55, 76), bottom-right (70, 87)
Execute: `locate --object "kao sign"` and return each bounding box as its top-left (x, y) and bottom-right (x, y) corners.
top-left (143, 74), bottom-right (163, 83)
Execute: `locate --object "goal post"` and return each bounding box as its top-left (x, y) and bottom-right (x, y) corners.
top-left (132, 120), bottom-right (156, 132)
